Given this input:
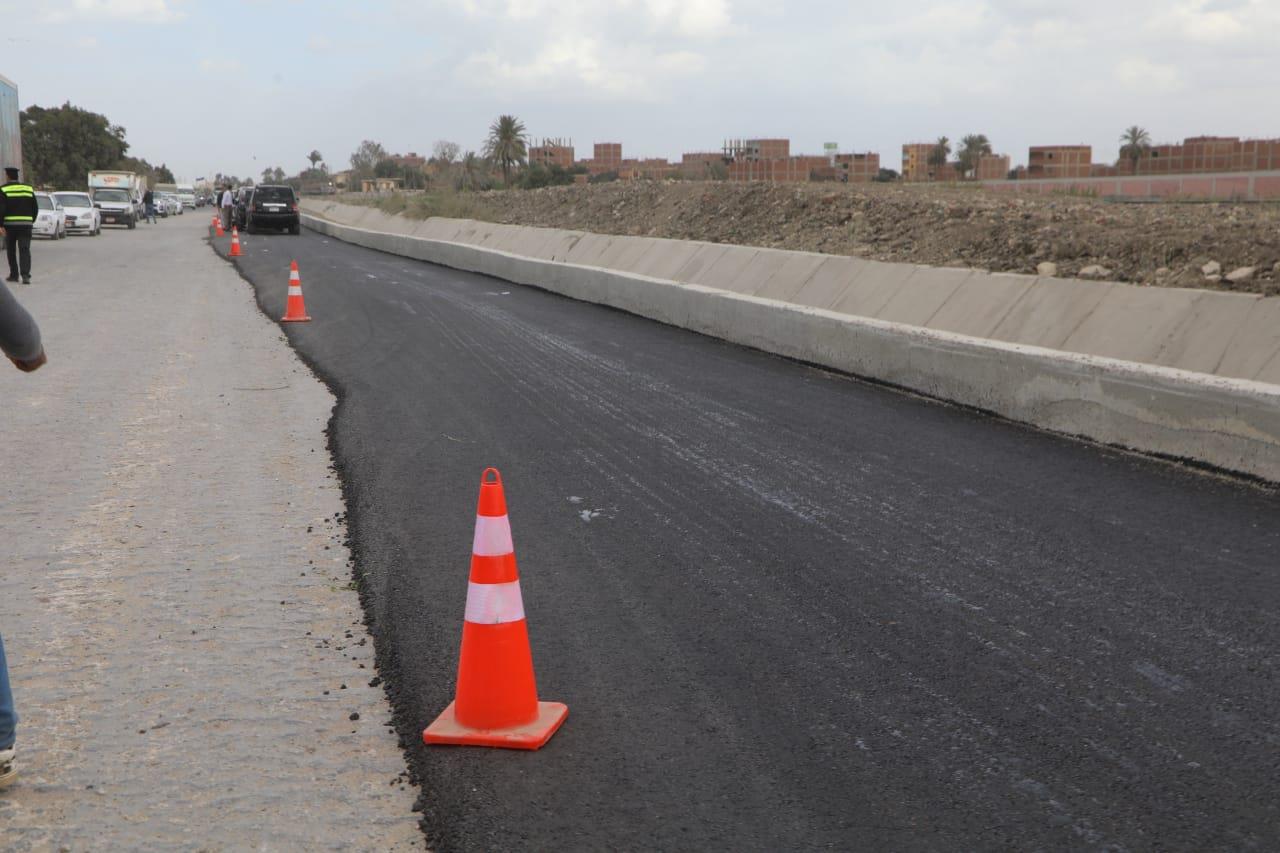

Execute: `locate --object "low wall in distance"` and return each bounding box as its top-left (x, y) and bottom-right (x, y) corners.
top-left (983, 170), bottom-right (1280, 201)
top-left (300, 200), bottom-right (1280, 483)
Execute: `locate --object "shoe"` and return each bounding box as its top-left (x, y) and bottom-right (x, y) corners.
top-left (21, 277), bottom-right (30, 285)
top-left (0, 746), bottom-right (15, 790)
top-left (4, 275), bottom-right (16, 283)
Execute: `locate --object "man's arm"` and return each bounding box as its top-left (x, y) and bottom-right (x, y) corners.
top-left (0, 279), bottom-right (45, 371)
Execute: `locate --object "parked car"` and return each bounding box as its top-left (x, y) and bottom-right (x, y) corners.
top-left (244, 184), bottom-right (300, 234)
top-left (33, 193), bottom-right (68, 239)
top-left (159, 193), bottom-right (182, 216)
top-left (52, 191), bottom-right (102, 236)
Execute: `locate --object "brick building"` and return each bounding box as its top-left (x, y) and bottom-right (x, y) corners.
top-left (1027, 145), bottom-right (1092, 179)
top-left (975, 153), bottom-right (1011, 181)
top-left (1127, 136), bottom-right (1280, 175)
top-left (679, 152), bottom-right (726, 178)
top-left (901, 143), bottom-right (935, 182)
top-left (528, 138), bottom-right (575, 170)
top-left (389, 152), bottom-right (426, 170)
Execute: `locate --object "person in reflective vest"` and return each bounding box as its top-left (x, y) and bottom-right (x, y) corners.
top-left (0, 167), bottom-right (38, 284)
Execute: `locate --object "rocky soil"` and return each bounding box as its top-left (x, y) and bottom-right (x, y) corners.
top-left (393, 182), bottom-right (1280, 295)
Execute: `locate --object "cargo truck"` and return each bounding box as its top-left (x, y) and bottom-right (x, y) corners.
top-left (88, 170), bottom-right (145, 228)
top-left (0, 74), bottom-right (20, 174)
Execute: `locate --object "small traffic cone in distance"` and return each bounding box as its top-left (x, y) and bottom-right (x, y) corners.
top-left (424, 468), bottom-right (567, 750)
top-left (215, 218), bottom-right (224, 237)
top-left (281, 260), bottom-right (311, 323)
top-left (229, 227), bottom-right (242, 257)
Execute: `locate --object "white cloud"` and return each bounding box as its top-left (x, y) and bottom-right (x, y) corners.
top-left (1115, 58), bottom-right (1183, 94)
top-left (70, 0), bottom-right (182, 21)
top-left (457, 0), bottom-right (730, 38)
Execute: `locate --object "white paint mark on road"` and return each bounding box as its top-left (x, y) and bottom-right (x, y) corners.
top-left (579, 509), bottom-right (601, 522)
top-left (401, 301), bottom-right (417, 315)
top-left (568, 496), bottom-right (583, 504)
top-left (1134, 661), bottom-right (1188, 693)
top-left (366, 274), bottom-right (378, 280)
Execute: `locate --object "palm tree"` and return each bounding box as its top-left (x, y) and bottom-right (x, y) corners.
top-left (1118, 126), bottom-right (1151, 173)
top-left (485, 115), bottom-right (527, 187)
top-left (958, 134), bottom-right (993, 178)
top-left (307, 149), bottom-right (323, 171)
top-left (927, 136), bottom-right (950, 172)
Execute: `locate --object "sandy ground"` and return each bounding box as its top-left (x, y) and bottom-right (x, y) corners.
top-left (0, 214), bottom-right (422, 849)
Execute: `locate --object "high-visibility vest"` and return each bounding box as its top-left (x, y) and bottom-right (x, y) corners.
top-left (1, 182), bottom-right (36, 224)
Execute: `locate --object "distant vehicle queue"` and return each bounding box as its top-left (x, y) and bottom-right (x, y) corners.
top-left (23, 170), bottom-right (204, 237)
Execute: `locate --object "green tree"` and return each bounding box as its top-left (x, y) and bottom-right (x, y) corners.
top-left (20, 102), bottom-right (129, 187)
top-left (307, 149), bottom-right (323, 171)
top-left (153, 162), bottom-right (175, 184)
top-left (1119, 126), bottom-right (1152, 173)
top-left (957, 134), bottom-right (992, 178)
top-left (457, 151), bottom-right (488, 191)
top-left (262, 167), bottom-right (275, 184)
top-left (349, 140), bottom-right (388, 179)
top-left (927, 136), bottom-right (950, 172)
top-left (484, 114), bottom-right (527, 187)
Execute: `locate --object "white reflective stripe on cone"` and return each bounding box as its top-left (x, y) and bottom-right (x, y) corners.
top-left (288, 286), bottom-right (303, 295)
top-left (472, 514), bottom-right (514, 556)
top-left (464, 580), bottom-right (525, 624)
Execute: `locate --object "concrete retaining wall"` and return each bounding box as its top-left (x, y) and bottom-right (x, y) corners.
top-left (300, 200), bottom-right (1280, 482)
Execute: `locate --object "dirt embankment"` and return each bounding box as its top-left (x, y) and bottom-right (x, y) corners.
top-left (368, 182), bottom-right (1280, 295)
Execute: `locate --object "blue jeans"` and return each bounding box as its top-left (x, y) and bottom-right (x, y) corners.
top-left (0, 632), bottom-right (15, 748)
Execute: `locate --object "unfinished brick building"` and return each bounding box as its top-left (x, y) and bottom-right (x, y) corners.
top-left (528, 138), bottom-right (575, 170)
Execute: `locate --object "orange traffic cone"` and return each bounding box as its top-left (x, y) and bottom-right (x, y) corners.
top-left (424, 468), bottom-right (567, 750)
top-left (281, 260), bottom-right (311, 322)
top-left (210, 214), bottom-right (218, 228)
top-left (215, 218), bottom-right (224, 237)
top-left (229, 227), bottom-right (242, 257)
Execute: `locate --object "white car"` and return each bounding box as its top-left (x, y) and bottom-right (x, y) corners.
top-left (52, 191), bottom-right (102, 236)
top-left (33, 193), bottom-right (68, 239)
top-left (160, 193), bottom-right (183, 215)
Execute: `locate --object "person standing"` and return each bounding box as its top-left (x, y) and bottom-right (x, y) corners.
top-left (143, 188), bottom-right (156, 224)
top-left (0, 274), bottom-right (46, 789)
top-left (0, 167), bottom-right (37, 285)
top-left (219, 185), bottom-right (234, 232)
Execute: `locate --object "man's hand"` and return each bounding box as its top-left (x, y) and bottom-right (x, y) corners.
top-left (10, 348), bottom-right (47, 372)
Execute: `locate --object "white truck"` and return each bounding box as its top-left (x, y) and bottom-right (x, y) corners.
top-left (177, 183), bottom-right (196, 209)
top-left (88, 170), bottom-right (145, 229)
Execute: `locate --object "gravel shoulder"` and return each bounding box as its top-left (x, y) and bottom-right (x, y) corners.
top-left (0, 215), bottom-right (421, 849)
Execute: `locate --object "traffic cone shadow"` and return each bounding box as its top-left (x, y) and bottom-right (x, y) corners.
top-left (423, 468), bottom-right (568, 750)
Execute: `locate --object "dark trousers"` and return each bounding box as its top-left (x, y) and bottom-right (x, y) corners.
top-left (5, 226), bottom-right (31, 279)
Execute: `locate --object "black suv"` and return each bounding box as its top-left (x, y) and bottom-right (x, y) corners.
top-left (244, 185), bottom-right (300, 234)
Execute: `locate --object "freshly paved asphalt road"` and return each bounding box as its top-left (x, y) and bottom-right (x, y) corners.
top-left (214, 224), bottom-right (1279, 852)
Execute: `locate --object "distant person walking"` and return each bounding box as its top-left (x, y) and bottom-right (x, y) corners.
top-left (0, 167), bottom-right (37, 285)
top-left (219, 185), bottom-right (233, 232)
top-left (0, 273), bottom-right (47, 789)
top-left (143, 188), bottom-right (156, 224)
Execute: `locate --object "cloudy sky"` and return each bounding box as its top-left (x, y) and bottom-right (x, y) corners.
top-left (3, 0), bottom-right (1278, 181)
